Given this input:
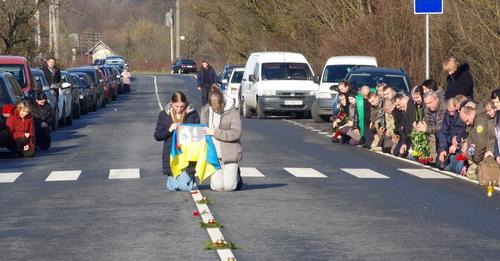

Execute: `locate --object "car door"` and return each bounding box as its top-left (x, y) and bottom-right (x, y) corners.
top-left (248, 63), bottom-right (260, 107)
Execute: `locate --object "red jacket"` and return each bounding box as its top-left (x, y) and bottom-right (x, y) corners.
top-left (6, 107), bottom-right (35, 148)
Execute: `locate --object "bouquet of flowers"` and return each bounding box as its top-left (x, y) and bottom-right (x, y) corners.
top-left (410, 129), bottom-right (432, 164)
top-left (331, 112), bottom-right (349, 141)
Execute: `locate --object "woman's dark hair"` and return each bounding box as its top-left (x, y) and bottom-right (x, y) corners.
top-left (421, 79), bottom-right (438, 91)
top-left (171, 91), bottom-right (187, 103)
top-left (491, 88), bottom-right (500, 100)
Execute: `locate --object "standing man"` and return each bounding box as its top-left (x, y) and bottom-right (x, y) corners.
top-left (41, 56), bottom-right (62, 89)
top-left (197, 60), bottom-right (217, 105)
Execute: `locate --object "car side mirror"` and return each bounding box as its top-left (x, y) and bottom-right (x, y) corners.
top-left (116, 75), bottom-right (121, 79)
top-left (221, 79), bottom-right (228, 84)
top-left (313, 75), bottom-right (321, 84)
top-left (61, 82), bottom-right (72, 89)
top-left (249, 75), bottom-right (256, 82)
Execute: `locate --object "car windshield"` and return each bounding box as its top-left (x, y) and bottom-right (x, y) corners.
top-left (78, 76), bottom-right (89, 87)
top-left (182, 60), bottom-right (196, 64)
top-left (33, 74), bottom-right (49, 87)
top-left (322, 65), bottom-right (363, 83)
top-left (0, 65), bottom-right (26, 88)
top-left (0, 78), bottom-right (10, 104)
top-left (223, 70), bottom-right (232, 80)
top-left (348, 72), bottom-right (410, 93)
top-left (106, 60), bottom-right (124, 65)
top-left (261, 63), bottom-right (313, 81)
top-left (231, 71), bottom-right (244, 83)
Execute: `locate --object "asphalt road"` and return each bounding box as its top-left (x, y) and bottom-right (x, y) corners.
top-left (1, 74), bottom-right (500, 261)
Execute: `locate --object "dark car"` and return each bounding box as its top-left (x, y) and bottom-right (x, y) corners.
top-left (345, 66), bottom-right (412, 93)
top-left (72, 72), bottom-right (97, 113)
top-left (171, 59), bottom-right (197, 74)
top-left (329, 66), bottom-right (413, 117)
top-left (61, 70), bottom-right (81, 120)
top-left (68, 66), bottom-right (106, 109)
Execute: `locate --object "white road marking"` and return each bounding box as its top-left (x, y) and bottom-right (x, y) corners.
top-left (398, 168), bottom-right (453, 179)
top-left (154, 75), bottom-right (234, 260)
top-left (109, 168), bottom-right (140, 179)
top-left (341, 168), bottom-right (390, 179)
top-left (191, 185), bottom-right (235, 260)
top-left (45, 171), bottom-right (82, 181)
top-left (284, 168), bottom-right (327, 178)
top-left (318, 131), bottom-right (329, 135)
top-left (0, 172), bottom-right (23, 183)
top-left (240, 167), bottom-right (265, 177)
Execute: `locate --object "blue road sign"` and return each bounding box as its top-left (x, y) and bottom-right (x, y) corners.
top-left (414, 0), bottom-right (443, 14)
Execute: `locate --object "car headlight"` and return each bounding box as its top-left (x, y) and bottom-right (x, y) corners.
top-left (264, 90), bottom-right (276, 96)
top-left (317, 92), bottom-right (332, 99)
top-left (309, 90), bottom-right (317, 96)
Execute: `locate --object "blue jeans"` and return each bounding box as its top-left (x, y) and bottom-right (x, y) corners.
top-left (444, 154), bottom-right (464, 175)
top-left (166, 171), bottom-right (194, 191)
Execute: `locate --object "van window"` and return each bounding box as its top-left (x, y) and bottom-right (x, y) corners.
top-left (261, 63), bottom-right (312, 81)
top-left (322, 65), bottom-right (361, 83)
top-left (0, 65), bottom-right (26, 88)
top-left (253, 63), bottom-right (260, 81)
top-left (231, 71), bottom-right (244, 83)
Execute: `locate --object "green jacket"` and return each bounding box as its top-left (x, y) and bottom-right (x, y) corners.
top-left (466, 111), bottom-right (496, 163)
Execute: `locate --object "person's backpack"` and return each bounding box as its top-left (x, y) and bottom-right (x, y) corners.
top-left (477, 157), bottom-right (500, 186)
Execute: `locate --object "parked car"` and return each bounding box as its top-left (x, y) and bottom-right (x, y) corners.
top-left (72, 72), bottom-right (97, 112)
top-left (240, 52), bottom-right (317, 119)
top-left (171, 59), bottom-right (197, 74)
top-left (223, 67), bottom-right (244, 110)
top-left (68, 66), bottom-right (105, 109)
top-left (70, 72), bottom-right (93, 114)
top-left (0, 56), bottom-right (36, 96)
top-left (0, 72), bottom-right (24, 116)
top-left (218, 64), bottom-right (244, 91)
top-left (105, 57), bottom-right (125, 67)
top-left (110, 66), bottom-right (124, 94)
top-left (32, 69), bottom-right (59, 130)
top-left (61, 71), bottom-right (81, 120)
top-left (312, 56), bottom-right (378, 123)
top-left (0, 72), bottom-right (24, 149)
top-left (98, 65), bottom-right (117, 102)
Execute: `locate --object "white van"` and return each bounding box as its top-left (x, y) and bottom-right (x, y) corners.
top-left (311, 56), bottom-right (377, 122)
top-left (240, 52), bottom-right (317, 119)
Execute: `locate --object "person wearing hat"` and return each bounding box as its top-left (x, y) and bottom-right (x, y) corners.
top-left (31, 92), bottom-right (53, 150)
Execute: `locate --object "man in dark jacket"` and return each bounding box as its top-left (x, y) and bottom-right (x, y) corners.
top-left (443, 57), bottom-right (474, 100)
top-left (393, 93), bottom-right (416, 157)
top-left (197, 60), bottom-right (218, 105)
top-left (41, 56), bottom-right (62, 88)
top-left (31, 92), bottom-right (53, 150)
top-left (438, 99), bottom-right (467, 168)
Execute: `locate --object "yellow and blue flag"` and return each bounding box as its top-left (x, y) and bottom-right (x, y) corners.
top-left (169, 124), bottom-right (220, 183)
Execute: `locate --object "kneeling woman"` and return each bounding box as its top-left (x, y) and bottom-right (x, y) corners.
top-left (154, 91), bottom-right (199, 191)
top-left (201, 87), bottom-right (242, 191)
top-left (6, 101), bottom-right (35, 157)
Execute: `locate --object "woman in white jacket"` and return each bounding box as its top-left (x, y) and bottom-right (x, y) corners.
top-left (201, 86), bottom-right (242, 191)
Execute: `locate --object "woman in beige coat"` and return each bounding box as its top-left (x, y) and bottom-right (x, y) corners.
top-left (201, 86), bottom-right (242, 191)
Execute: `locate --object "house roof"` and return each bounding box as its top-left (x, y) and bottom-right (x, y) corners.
top-left (84, 41), bottom-right (117, 56)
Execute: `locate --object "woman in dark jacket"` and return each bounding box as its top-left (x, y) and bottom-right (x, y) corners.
top-left (443, 57), bottom-right (474, 100)
top-left (154, 91), bottom-right (200, 176)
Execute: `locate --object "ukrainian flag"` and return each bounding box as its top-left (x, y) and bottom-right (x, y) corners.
top-left (169, 124), bottom-right (221, 183)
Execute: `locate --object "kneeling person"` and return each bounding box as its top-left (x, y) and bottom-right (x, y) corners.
top-left (32, 92), bottom-right (53, 150)
top-left (201, 87), bottom-right (242, 191)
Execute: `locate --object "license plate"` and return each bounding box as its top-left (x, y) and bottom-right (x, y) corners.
top-left (284, 100), bottom-right (303, 105)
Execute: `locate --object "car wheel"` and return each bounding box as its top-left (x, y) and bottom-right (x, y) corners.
top-left (242, 99), bottom-right (252, 119)
top-left (311, 101), bottom-right (327, 122)
top-left (256, 98), bottom-right (266, 120)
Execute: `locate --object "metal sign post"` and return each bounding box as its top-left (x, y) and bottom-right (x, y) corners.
top-left (166, 9), bottom-right (174, 64)
top-left (414, 0), bottom-right (443, 80)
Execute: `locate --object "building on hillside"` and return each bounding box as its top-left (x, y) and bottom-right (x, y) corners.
top-left (84, 41), bottom-right (118, 64)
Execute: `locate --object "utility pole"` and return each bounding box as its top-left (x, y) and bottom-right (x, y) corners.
top-left (48, 1), bottom-right (53, 54)
top-left (166, 8), bottom-right (174, 64)
top-left (54, 0), bottom-right (59, 59)
top-left (175, 0), bottom-right (180, 59)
